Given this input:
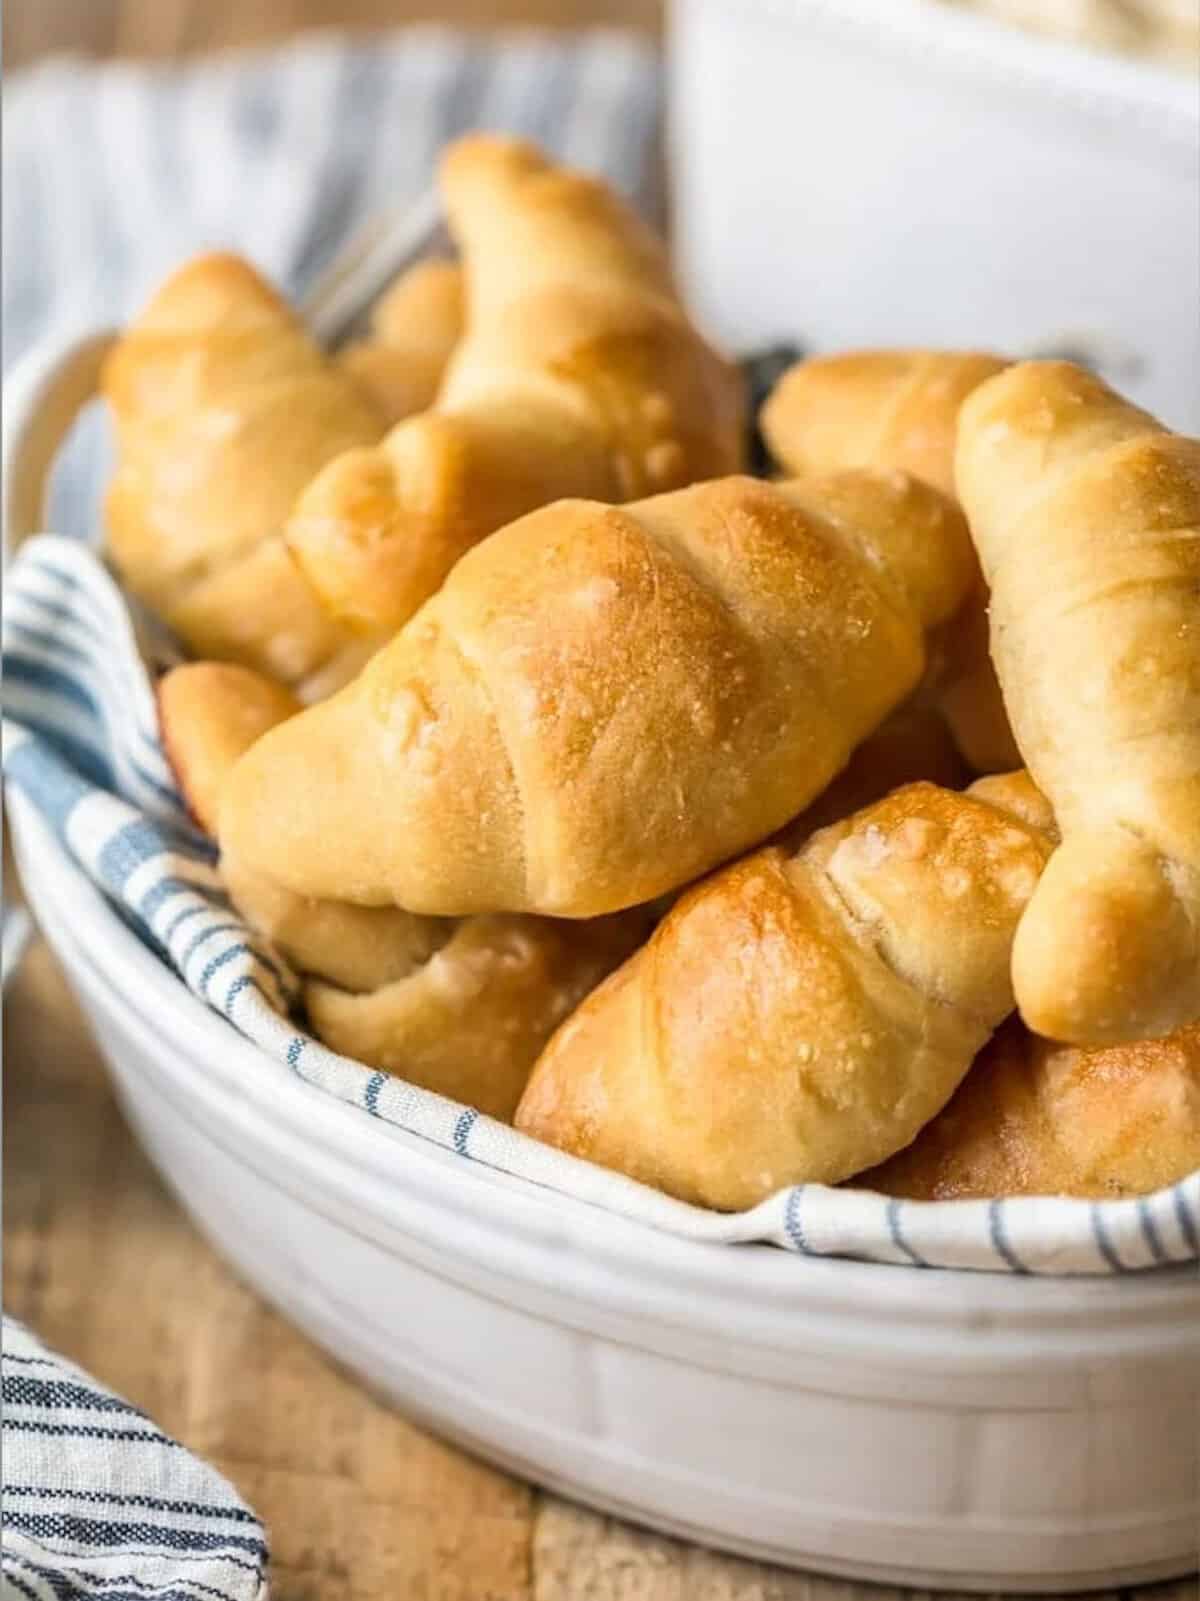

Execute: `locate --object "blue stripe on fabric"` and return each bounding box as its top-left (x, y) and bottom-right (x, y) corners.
top-left (286, 1037), bottom-right (306, 1072)
top-left (196, 944), bottom-right (248, 996)
top-left (3, 619), bottom-right (93, 668)
top-left (2, 1420), bottom-right (183, 1446)
top-left (2, 1376), bottom-right (147, 1416)
top-left (885, 1198), bottom-right (928, 1267)
top-left (2, 732), bottom-right (98, 831)
top-left (179, 922), bottom-right (249, 971)
top-left (223, 973), bottom-right (269, 1014)
top-left (146, 883), bottom-right (223, 932)
top-left (3, 1510), bottom-right (263, 1556)
top-left (783, 1187), bottom-right (816, 1254)
top-left (96, 819), bottom-right (212, 889)
top-left (4, 653), bottom-right (102, 721)
top-left (6, 1549), bottom-right (252, 1601)
top-left (12, 719), bottom-right (117, 793)
top-left (13, 1538), bottom-right (264, 1578)
top-left (1137, 1198), bottom-right (1167, 1264)
top-left (988, 1200), bottom-right (1029, 1274)
top-left (1174, 1186), bottom-right (1200, 1254)
top-left (7, 1567), bottom-right (189, 1601)
top-left (129, 759), bottom-right (186, 812)
top-left (1090, 1205), bottom-right (1126, 1272)
top-left (0, 1571), bottom-right (42, 1601)
top-left (438, 38), bottom-right (490, 147)
top-left (364, 1071), bottom-right (387, 1115)
top-left (2, 1484), bottom-right (258, 1523)
top-left (453, 1107), bottom-right (478, 1155)
top-left (6, 585), bottom-right (107, 647)
top-left (289, 48), bottom-right (384, 288)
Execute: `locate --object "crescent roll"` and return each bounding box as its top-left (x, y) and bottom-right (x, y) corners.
top-left (957, 361), bottom-right (1200, 1045)
top-left (337, 259), bottom-right (464, 427)
top-left (304, 910), bottom-right (647, 1122)
top-left (104, 254), bottom-right (383, 694)
top-left (863, 1017), bottom-right (1200, 1200)
top-left (221, 470), bottom-right (976, 918)
top-left (760, 349), bottom-right (1020, 774)
top-left (774, 694), bottom-right (969, 847)
top-left (514, 779), bottom-right (1053, 1209)
top-left (157, 660), bottom-right (645, 1113)
top-left (287, 135), bottom-right (746, 634)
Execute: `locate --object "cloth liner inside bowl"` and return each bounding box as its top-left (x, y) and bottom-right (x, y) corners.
top-left (5, 534), bottom-right (1198, 1277)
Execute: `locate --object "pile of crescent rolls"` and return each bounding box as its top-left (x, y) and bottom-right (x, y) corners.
top-left (110, 134), bottom-right (1200, 1212)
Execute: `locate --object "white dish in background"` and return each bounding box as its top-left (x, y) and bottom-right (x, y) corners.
top-left (669, 0), bottom-right (1200, 430)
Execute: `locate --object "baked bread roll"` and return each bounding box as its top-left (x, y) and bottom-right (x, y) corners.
top-left (761, 350), bottom-right (1006, 499)
top-left (222, 470), bottom-right (976, 918)
top-left (104, 254), bottom-right (383, 695)
top-left (774, 694), bottom-right (968, 846)
top-left (863, 1017), bottom-right (1200, 1200)
top-left (158, 662), bottom-right (301, 837)
top-left (287, 135), bottom-right (746, 634)
top-left (305, 910), bottom-right (647, 1121)
top-left (957, 361), bottom-right (1200, 1045)
top-left (514, 779), bottom-right (1053, 1209)
top-left (158, 661), bottom-right (450, 990)
top-left (760, 349), bottom-right (1020, 774)
top-left (337, 259), bottom-right (464, 427)
top-left (158, 660), bottom-right (645, 1110)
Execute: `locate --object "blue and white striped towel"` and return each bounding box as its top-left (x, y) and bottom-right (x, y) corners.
top-left (7, 533), bottom-right (1200, 1280)
top-left (1, 1318), bottom-right (268, 1601)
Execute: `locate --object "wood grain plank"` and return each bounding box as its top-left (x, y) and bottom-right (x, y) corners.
top-left (4, 0), bottom-right (119, 69)
top-left (531, 1500), bottom-right (1197, 1601)
top-left (5, 0), bottom-right (661, 69)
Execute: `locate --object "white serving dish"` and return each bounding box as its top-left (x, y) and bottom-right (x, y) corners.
top-left (669, 0), bottom-right (1200, 430)
top-left (11, 788), bottom-right (1200, 1592)
top-left (5, 331), bottom-right (1200, 1592)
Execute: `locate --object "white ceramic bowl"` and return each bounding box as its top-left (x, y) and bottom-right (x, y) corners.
top-left (11, 781), bottom-right (1200, 1593)
top-left (5, 331), bottom-right (1199, 1593)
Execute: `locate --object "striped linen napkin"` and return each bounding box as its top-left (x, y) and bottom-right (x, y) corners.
top-left (6, 534), bottom-right (1199, 1279)
top-left (1, 1318), bottom-right (268, 1601)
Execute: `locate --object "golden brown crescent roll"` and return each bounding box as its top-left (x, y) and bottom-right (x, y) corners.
top-left (287, 135), bottom-right (746, 634)
top-left (337, 259), bottom-right (464, 427)
top-left (928, 584), bottom-right (1022, 775)
top-left (760, 349), bottom-right (1020, 774)
top-left (305, 910), bottom-right (649, 1122)
top-left (104, 253), bottom-right (383, 695)
top-left (157, 660), bottom-right (450, 991)
top-left (158, 659), bottom-right (646, 1108)
top-left (158, 662), bottom-right (301, 837)
top-left (964, 768), bottom-right (1058, 838)
top-left (220, 851), bottom-right (452, 995)
top-left (957, 361), bottom-right (1200, 1045)
top-left (514, 779), bottom-right (1053, 1209)
top-left (863, 1017), bottom-right (1200, 1200)
top-left (222, 470), bottom-right (976, 918)
top-left (760, 349), bottom-right (1007, 499)
top-left (775, 694), bottom-right (969, 846)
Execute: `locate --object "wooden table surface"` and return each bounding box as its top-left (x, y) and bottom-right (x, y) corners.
top-left (4, 5), bottom-right (1196, 1599)
top-left (3, 0), bottom-right (663, 71)
top-left (8, 932), bottom-right (1195, 1601)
